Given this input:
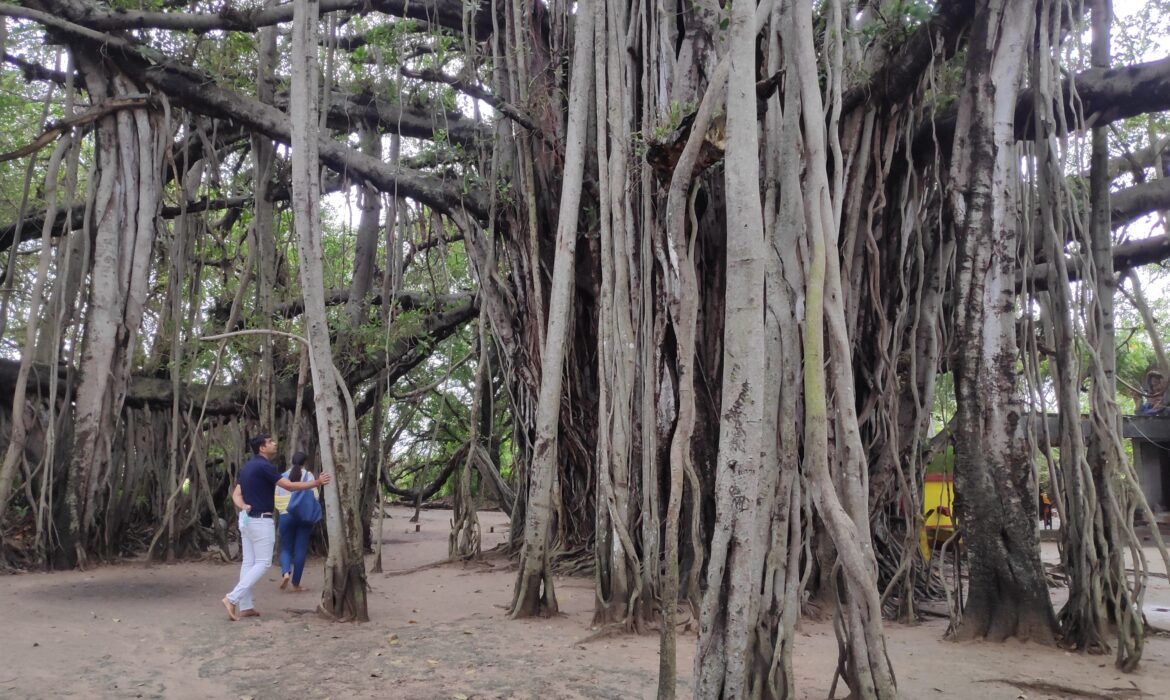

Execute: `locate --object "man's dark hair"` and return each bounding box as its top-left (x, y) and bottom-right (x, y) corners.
top-left (248, 432), bottom-right (272, 455)
top-left (290, 451), bottom-right (308, 483)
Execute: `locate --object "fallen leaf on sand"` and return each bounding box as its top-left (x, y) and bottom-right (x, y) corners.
top-left (427, 659), bottom-right (439, 666)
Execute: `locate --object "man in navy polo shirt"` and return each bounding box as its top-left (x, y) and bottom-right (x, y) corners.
top-left (222, 432), bottom-right (331, 621)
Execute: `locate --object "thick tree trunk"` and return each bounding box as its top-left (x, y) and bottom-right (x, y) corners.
top-left (254, 0), bottom-right (280, 433)
top-left (63, 51), bottom-right (164, 566)
top-left (694, 0), bottom-right (767, 694)
top-left (510, 0), bottom-right (593, 619)
top-left (342, 124), bottom-right (382, 337)
top-left (1029, 0), bottom-right (1117, 658)
top-left (949, 0), bottom-right (1057, 643)
top-left (656, 50), bottom-right (733, 700)
top-left (1081, 0), bottom-right (1149, 671)
top-left (290, 0), bottom-right (368, 621)
top-left (785, 1), bottom-right (895, 695)
top-left (591, 0), bottom-right (642, 628)
top-left (450, 316), bottom-right (485, 560)
top-left (745, 9), bottom-right (806, 692)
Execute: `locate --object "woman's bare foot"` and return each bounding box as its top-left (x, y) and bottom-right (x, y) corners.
top-left (221, 597), bottom-right (239, 621)
top-left (291, 585), bottom-right (310, 593)
top-left (280, 572), bottom-right (291, 590)
top-left (239, 608), bottom-right (261, 618)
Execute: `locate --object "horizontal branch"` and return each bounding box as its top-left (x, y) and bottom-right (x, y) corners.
top-left (1, 196), bottom-right (251, 254)
top-left (3, 51), bottom-right (86, 90)
top-left (309, 89), bottom-right (489, 147)
top-left (385, 442), bottom-right (463, 500)
top-left (399, 67), bottom-right (553, 147)
top-left (1023, 233), bottom-right (1170, 291)
top-left (18, 0), bottom-right (492, 38)
top-left (1113, 177), bottom-right (1170, 230)
top-left (0, 357), bottom-right (305, 417)
top-left (19, 0), bottom-right (489, 218)
top-left (0, 296), bottom-right (477, 417)
top-left (1018, 57), bottom-right (1170, 138)
top-left (266, 289), bottom-right (475, 326)
top-left (133, 59), bottom-right (490, 218)
top-left (1112, 233), bottom-right (1170, 271)
top-left (343, 295), bottom-right (479, 388)
top-left (841, 0), bottom-right (976, 115)
top-left (0, 97), bottom-right (153, 163)
top-left (916, 56), bottom-right (1170, 157)
top-left (1019, 175), bottom-right (1170, 290)
top-left (0, 147), bottom-right (356, 254)
top-left (1106, 135), bottom-right (1170, 179)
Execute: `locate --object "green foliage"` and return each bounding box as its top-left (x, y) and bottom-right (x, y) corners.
top-left (1115, 289), bottom-right (1163, 413)
top-left (1115, 0), bottom-right (1170, 65)
top-left (108, 0), bottom-right (168, 9)
top-left (854, 0), bottom-right (934, 46)
top-left (650, 101), bottom-right (697, 141)
top-left (381, 322), bottom-right (488, 498)
top-left (0, 2), bottom-right (514, 529)
top-left (925, 444), bottom-right (953, 476)
top-left (930, 372), bottom-right (956, 435)
top-left (0, 28), bottom-right (69, 227)
top-left (921, 52), bottom-right (965, 114)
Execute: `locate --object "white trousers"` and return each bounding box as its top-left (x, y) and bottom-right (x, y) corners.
top-left (226, 517), bottom-right (275, 611)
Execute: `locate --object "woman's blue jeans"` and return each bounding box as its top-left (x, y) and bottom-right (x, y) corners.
top-left (278, 514), bottom-right (314, 585)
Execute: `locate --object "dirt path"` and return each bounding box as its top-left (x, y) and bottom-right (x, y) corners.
top-left (4, 507), bottom-right (1169, 699)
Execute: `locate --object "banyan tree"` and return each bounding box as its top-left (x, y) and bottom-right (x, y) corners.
top-left (2, 0), bottom-right (1170, 695)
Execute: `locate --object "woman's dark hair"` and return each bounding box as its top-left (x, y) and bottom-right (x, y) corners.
top-left (289, 451), bottom-right (308, 483)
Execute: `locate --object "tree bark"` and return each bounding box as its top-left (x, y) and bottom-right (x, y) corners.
top-left (1082, 0), bottom-right (1147, 670)
top-left (948, 0), bottom-right (1057, 644)
top-left (342, 124), bottom-right (382, 335)
top-left (46, 0), bottom-right (492, 37)
top-left (60, 48), bottom-right (165, 566)
top-left (591, 0), bottom-right (642, 629)
top-left (0, 136), bottom-right (71, 522)
top-left (290, 0), bottom-right (368, 621)
top-left (253, 0), bottom-right (279, 433)
top-left (693, 0), bottom-right (768, 694)
top-left (510, 0), bottom-right (593, 619)
top-left (746, 5), bottom-right (806, 693)
top-left (786, 0), bottom-right (895, 694)
top-left (1123, 272), bottom-right (1170, 377)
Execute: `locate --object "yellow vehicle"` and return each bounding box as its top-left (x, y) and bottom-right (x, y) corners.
top-left (919, 473), bottom-right (956, 560)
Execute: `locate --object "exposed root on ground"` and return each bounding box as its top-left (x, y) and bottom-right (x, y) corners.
top-left (986, 678), bottom-right (1147, 699)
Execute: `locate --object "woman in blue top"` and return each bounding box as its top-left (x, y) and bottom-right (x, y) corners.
top-left (276, 451), bottom-right (321, 592)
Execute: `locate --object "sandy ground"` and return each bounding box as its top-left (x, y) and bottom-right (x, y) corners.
top-left (3, 507), bottom-right (1170, 700)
